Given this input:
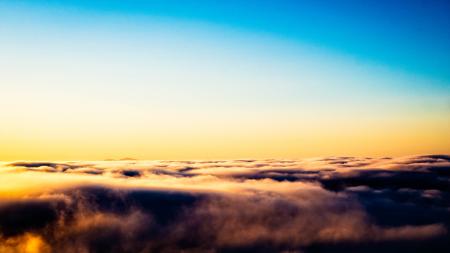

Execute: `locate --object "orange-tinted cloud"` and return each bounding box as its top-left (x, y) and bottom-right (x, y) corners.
top-left (0, 155), bottom-right (449, 252)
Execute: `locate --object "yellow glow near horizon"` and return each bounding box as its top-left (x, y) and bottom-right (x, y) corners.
top-left (1, 109), bottom-right (449, 161)
top-left (0, 4), bottom-right (449, 160)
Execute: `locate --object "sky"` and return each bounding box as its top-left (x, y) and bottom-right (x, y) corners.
top-left (0, 0), bottom-right (449, 160)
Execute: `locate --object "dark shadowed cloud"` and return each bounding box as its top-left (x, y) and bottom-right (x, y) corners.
top-left (1, 155), bottom-right (449, 252)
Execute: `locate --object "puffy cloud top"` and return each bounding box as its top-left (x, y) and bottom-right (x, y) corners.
top-left (0, 155), bottom-right (449, 252)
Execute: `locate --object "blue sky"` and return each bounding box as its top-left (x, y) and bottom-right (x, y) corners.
top-left (4, 0), bottom-right (449, 82)
top-left (0, 0), bottom-right (449, 159)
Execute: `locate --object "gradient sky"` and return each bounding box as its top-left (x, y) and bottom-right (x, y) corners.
top-left (1, 0), bottom-right (449, 160)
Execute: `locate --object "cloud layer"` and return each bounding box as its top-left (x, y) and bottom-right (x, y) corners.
top-left (0, 155), bottom-right (449, 252)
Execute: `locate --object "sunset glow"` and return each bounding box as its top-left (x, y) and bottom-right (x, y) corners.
top-left (1, 1), bottom-right (449, 160)
top-left (0, 1), bottom-right (449, 252)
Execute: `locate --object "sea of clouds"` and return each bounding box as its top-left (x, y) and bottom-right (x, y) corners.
top-left (0, 155), bottom-right (449, 252)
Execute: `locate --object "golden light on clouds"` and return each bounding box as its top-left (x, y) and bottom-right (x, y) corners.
top-left (0, 233), bottom-right (50, 253)
top-left (0, 1), bottom-right (449, 252)
top-left (0, 155), bottom-right (449, 252)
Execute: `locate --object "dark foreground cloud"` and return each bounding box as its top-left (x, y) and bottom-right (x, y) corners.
top-left (1, 155), bottom-right (449, 252)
